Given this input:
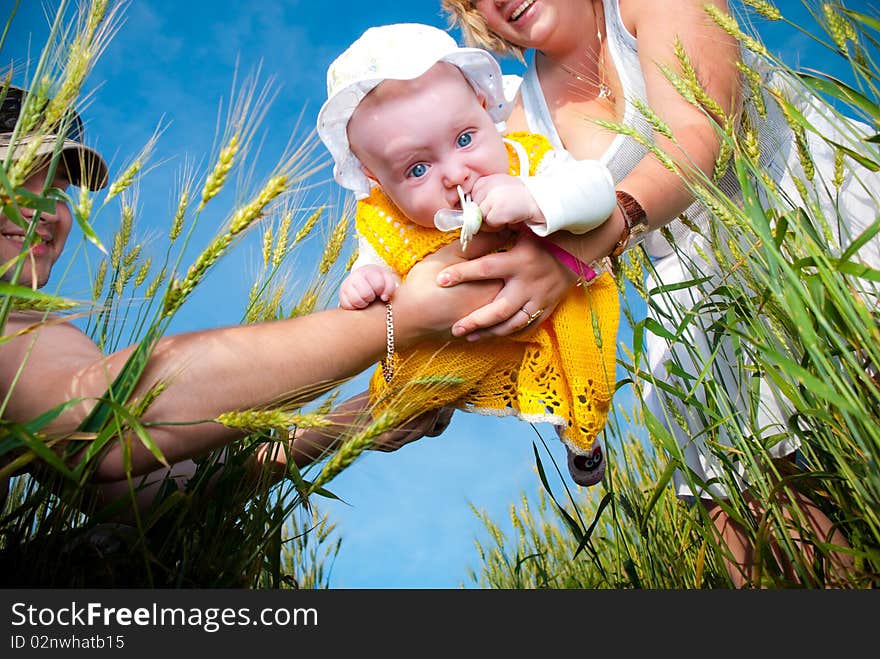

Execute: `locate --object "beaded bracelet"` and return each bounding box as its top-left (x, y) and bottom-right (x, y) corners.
top-left (381, 301), bottom-right (397, 383)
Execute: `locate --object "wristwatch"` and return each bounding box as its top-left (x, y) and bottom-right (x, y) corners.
top-left (609, 190), bottom-right (649, 258)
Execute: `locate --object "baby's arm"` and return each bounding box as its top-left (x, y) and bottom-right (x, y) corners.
top-left (471, 150), bottom-right (617, 237)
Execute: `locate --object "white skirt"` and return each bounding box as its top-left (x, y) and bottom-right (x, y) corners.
top-left (642, 248), bottom-right (799, 501)
top-left (643, 101), bottom-right (880, 500)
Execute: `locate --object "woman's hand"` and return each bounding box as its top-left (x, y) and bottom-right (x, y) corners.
top-left (436, 230), bottom-right (578, 340)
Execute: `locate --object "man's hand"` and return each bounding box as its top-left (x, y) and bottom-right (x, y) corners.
top-left (369, 406), bottom-right (454, 452)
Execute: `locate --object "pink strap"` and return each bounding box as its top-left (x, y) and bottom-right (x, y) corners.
top-left (530, 233), bottom-right (600, 282)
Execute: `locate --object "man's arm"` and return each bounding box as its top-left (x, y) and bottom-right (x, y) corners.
top-left (0, 236), bottom-right (505, 481)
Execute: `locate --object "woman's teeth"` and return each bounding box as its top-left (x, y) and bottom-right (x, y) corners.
top-left (511, 0), bottom-right (535, 21)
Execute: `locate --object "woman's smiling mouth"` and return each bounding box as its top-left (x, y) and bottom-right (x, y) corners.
top-left (510, 0), bottom-right (536, 22)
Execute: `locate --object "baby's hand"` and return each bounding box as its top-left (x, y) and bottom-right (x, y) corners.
top-left (470, 174), bottom-right (544, 230)
top-left (339, 265), bottom-right (400, 310)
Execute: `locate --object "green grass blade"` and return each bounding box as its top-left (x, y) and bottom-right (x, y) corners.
top-left (572, 492), bottom-right (613, 560)
top-left (531, 442), bottom-right (583, 539)
top-left (5, 423), bottom-right (76, 481)
top-left (840, 8), bottom-right (880, 33)
top-left (796, 71), bottom-right (880, 124)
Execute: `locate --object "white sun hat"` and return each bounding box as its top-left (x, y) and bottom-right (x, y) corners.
top-left (316, 23), bottom-right (511, 199)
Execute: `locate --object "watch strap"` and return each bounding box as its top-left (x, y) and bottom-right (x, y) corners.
top-left (610, 190), bottom-right (649, 258)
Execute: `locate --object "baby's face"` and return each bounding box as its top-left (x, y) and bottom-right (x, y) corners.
top-left (347, 62), bottom-right (509, 228)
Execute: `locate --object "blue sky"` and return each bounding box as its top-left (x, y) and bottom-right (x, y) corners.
top-left (8, 1), bottom-right (876, 588)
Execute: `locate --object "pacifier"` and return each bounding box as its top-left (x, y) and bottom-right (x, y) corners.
top-left (433, 185), bottom-right (482, 250)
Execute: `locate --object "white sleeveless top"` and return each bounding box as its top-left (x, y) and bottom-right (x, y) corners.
top-left (519, 0), bottom-right (794, 259)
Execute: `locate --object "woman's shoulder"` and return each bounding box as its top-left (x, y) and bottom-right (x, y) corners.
top-left (616, 0), bottom-right (702, 39)
top-left (614, 0), bottom-right (640, 37)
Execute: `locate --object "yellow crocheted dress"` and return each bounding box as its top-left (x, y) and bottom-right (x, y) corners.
top-left (356, 132), bottom-right (620, 453)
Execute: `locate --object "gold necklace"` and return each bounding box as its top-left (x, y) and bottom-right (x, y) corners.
top-left (557, 60), bottom-right (613, 100)
top-left (550, 1), bottom-right (613, 101)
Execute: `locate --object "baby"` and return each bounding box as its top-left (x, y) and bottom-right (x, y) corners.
top-left (317, 23), bottom-right (621, 486)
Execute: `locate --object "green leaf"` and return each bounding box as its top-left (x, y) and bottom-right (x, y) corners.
top-left (5, 422), bottom-right (76, 481)
top-left (623, 558), bottom-right (642, 589)
top-left (0, 281), bottom-right (68, 303)
top-left (797, 72), bottom-right (880, 124)
top-left (20, 398), bottom-right (84, 436)
top-left (43, 187), bottom-right (107, 255)
top-left (734, 156), bottom-right (773, 242)
top-left (532, 443), bottom-right (583, 539)
top-left (643, 405), bottom-right (682, 457)
top-left (308, 485), bottom-right (343, 501)
top-left (73, 207), bottom-right (107, 254)
top-left (840, 8), bottom-right (880, 33)
top-left (642, 317), bottom-right (677, 341)
top-left (4, 187), bottom-right (57, 214)
top-left (77, 396), bottom-right (169, 472)
top-left (835, 259), bottom-right (880, 282)
top-left (646, 275), bottom-right (712, 296)
top-left (827, 140), bottom-right (880, 172)
top-left (572, 492), bottom-right (613, 560)
top-left (639, 460), bottom-right (679, 535)
top-left (773, 213), bottom-right (789, 249)
top-left (761, 350), bottom-right (857, 412)
top-left (839, 217), bottom-right (880, 263)
top-left (77, 324), bottom-right (164, 434)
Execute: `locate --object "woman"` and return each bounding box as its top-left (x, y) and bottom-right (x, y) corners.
top-left (439, 0), bottom-right (878, 586)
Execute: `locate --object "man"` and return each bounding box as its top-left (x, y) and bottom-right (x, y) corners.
top-left (0, 84), bottom-right (504, 509)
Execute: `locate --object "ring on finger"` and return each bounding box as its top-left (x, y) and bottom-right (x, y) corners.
top-left (520, 306), bottom-right (544, 325)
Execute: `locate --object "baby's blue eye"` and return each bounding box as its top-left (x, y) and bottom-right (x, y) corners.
top-left (408, 163), bottom-right (428, 178)
top-left (457, 132), bottom-right (473, 148)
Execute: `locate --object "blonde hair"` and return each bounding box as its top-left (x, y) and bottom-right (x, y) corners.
top-left (440, 1), bottom-right (526, 61)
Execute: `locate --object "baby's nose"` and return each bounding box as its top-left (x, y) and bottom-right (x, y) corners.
top-left (442, 162), bottom-right (471, 189)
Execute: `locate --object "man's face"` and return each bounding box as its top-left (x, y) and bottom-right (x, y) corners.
top-left (347, 62), bottom-right (509, 228)
top-left (0, 165), bottom-right (73, 289)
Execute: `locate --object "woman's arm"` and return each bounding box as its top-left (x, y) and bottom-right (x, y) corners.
top-left (622, 0), bottom-right (740, 216)
top-left (438, 0), bottom-right (743, 327)
top-left (555, 0), bottom-right (741, 264)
